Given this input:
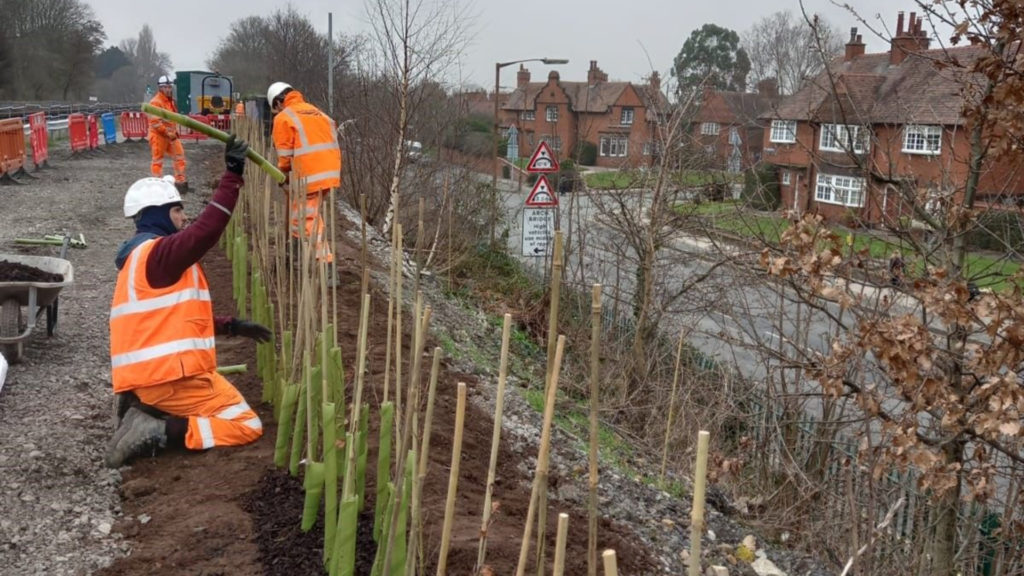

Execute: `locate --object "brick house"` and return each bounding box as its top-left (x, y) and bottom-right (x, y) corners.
top-left (500, 61), bottom-right (670, 168)
top-left (761, 11), bottom-right (1024, 225)
top-left (691, 80), bottom-right (779, 173)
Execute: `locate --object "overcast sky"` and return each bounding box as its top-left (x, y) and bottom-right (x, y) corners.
top-left (87, 0), bottom-right (943, 89)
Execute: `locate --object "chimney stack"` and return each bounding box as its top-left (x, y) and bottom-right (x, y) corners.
top-left (845, 27), bottom-right (866, 61)
top-left (890, 11), bottom-right (931, 65)
top-left (649, 71), bottom-right (661, 92)
top-left (587, 60), bottom-right (607, 84)
top-left (517, 64), bottom-right (530, 88)
top-left (756, 78), bottom-right (779, 98)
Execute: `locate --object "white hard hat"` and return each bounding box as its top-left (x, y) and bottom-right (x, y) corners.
top-left (267, 82), bottom-right (292, 106)
top-left (157, 74), bottom-right (174, 86)
top-left (123, 176), bottom-right (181, 218)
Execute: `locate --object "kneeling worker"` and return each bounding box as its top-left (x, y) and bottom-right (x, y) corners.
top-left (106, 135), bottom-right (270, 468)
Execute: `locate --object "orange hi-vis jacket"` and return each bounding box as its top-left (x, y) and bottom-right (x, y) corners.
top-left (109, 239), bottom-right (216, 393)
top-left (272, 91), bottom-right (342, 193)
top-left (148, 91), bottom-right (178, 139)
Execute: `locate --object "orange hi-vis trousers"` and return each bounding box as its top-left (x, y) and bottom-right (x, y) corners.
top-left (289, 189), bottom-right (334, 263)
top-left (150, 134), bottom-right (187, 183)
top-left (132, 371), bottom-right (262, 450)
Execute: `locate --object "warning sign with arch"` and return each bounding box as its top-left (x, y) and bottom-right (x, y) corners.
top-left (525, 175), bottom-right (558, 207)
top-left (526, 141), bottom-right (559, 173)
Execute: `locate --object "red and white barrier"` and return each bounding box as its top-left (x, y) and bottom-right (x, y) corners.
top-left (0, 117), bottom-right (28, 183)
top-left (86, 114), bottom-right (99, 150)
top-left (120, 111), bottom-right (147, 141)
top-left (177, 114), bottom-right (211, 141)
top-left (27, 112), bottom-right (50, 169)
top-left (68, 113), bottom-right (88, 154)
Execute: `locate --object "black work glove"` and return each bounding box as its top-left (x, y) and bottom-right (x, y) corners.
top-left (225, 134), bottom-right (249, 175)
top-left (228, 318), bottom-right (272, 342)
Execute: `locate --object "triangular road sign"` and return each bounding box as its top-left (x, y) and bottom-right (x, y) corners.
top-left (526, 141), bottom-right (559, 173)
top-left (525, 175), bottom-right (558, 207)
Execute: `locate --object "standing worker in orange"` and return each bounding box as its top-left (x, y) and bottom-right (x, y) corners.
top-left (267, 82), bottom-right (341, 275)
top-left (148, 75), bottom-right (189, 193)
top-left (105, 135), bottom-right (270, 467)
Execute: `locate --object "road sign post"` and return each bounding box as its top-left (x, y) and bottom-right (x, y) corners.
top-left (521, 141), bottom-right (559, 257)
top-left (522, 207), bottom-right (556, 256)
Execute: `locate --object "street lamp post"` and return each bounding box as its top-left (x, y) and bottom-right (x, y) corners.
top-left (491, 57), bottom-right (568, 246)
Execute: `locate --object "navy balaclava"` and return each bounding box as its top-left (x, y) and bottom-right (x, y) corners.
top-left (135, 202), bottom-right (183, 237)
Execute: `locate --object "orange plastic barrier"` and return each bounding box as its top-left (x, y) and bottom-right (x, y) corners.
top-left (207, 114), bottom-right (231, 132)
top-left (177, 114), bottom-right (211, 141)
top-left (27, 112), bottom-right (50, 169)
top-left (86, 115), bottom-right (99, 149)
top-left (0, 118), bottom-right (28, 183)
top-left (120, 111), bottom-right (148, 141)
top-left (68, 113), bottom-right (88, 153)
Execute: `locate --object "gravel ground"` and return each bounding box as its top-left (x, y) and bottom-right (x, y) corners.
top-left (0, 139), bottom-right (220, 575)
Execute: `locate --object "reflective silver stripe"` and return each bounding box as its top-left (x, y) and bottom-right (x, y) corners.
top-left (209, 201), bottom-right (231, 217)
top-left (305, 171), bottom-right (339, 186)
top-left (110, 288), bottom-right (211, 320)
top-left (292, 142), bottom-right (339, 157)
top-left (217, 401), bottom-right (251, 421)
top-left (243, 416), bottom-right (263, 430)
top-left (197, 417), bottom-right (215, 449)
top-left (110, 337), bottom-right (216, 368)
top-left (125, 240), bottom-right (155, 302)
top-left (192, 265), bottom-right (199, 288)
top-left (276, 147), bottom-right (294, 157)
top-left (282, 108), bottom-right (310, 148)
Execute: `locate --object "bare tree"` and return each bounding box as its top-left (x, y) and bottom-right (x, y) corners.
top-left (118, 25), bottom-right (172, 99)
top-left (742, 10), bottom-right (843, 95)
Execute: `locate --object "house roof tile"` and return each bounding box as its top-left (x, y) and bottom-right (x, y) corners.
top-left (503, 80), bottom-right (670, 116)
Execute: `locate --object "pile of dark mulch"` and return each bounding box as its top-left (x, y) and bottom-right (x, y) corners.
top-left (0, 260), bottom-right (63, 283)
top-left (242, 469), bottom-right (378, 576)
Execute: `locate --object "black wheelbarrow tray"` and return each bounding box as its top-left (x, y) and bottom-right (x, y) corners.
top-left (0, 254), bottom-right (74, 363)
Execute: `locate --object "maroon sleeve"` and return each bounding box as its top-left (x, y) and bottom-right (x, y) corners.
top-left (214, 316), bottom-right (234, 335)
top-left (145, 171), bottom-right (244, 288)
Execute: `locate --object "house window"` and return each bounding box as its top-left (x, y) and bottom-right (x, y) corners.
top-left (770, 120), bottom-right (797, 143)
top-left (599, 136), bottom-right (628, 157)
top-left (815, 173), bottom-right (865, 207)
top-left (521, 110), bottom-right (535, 121)
top-left (541, 135), bottom-right (562, 151)
top-left (903, 125), bottom-right (942, 155)
top-left (643, 141), bottom-right (662, 156)
top-left (620, 107), bottom-right (634, 125)
top-left (546, 106), bottom-right (559, 122)
top-left (781, 170), bottom-right (791, 186)
top-left (819, 124), bottom-right (868, 153)
top-left (700, 122), bottom-right (720, 136)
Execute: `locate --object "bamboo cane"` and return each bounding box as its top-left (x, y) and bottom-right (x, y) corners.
top-left (375, 402), bottom-right (396, 542)
top-left (436, 382), bottom-right (468, 576)
top-left (660, 329), bottom-right (687, 485)
top-left (475, 313), bottom-right (513, 572)
top-left (405, 348), bottom-right (442, 576)
top-left (141, 103), bottom-right (285, 182)
top-left (688, 430), bottom-right (711, 576)
top-left (601, 550), bottom-right (619, 576)
top-left (536, 233), bottom-right (564, 575)
top-left (216, 364), bottom-right (247, 375)
top-left (553, 513), bottom-right (569, 576)
top-left (588, 285), bottom-right (602, 576)
top-left (394, 224), bottom-right (404, 444)
top-left (344, 293), bottom-right (372, 498)
top-left (515, 335), bottom-right (566, 576)
top-left (383, 222), bottom-right (399, 406)
top-left (323, 402), bottom-right (339, 563)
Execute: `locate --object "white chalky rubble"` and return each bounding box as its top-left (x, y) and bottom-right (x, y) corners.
top-left (0, 139), bottom-right (217, 574)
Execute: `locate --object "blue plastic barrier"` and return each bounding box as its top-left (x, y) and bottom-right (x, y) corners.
top-left (101, 112), bottom-right (117, 145)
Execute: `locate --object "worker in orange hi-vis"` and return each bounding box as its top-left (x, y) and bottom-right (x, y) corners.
top-left (234, 99), bottom-right (245, 117)
top-left (267, 81), bottom-right (341, 280)
top-left (147, 75), bottom-right (189, 193)
top-left (105, 135), bottom-right (269, 468)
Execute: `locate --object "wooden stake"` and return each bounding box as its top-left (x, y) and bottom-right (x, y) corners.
top-left (660, 329), bottom-right (687, 484)
top-left (515, 335), bottom-right (566, 576)
top-left (394, 224), bottom-right (404, 443)
top-left (344, 293), bottom-right (371, 499)
top-left (553, 513), bottom-right (569, 576)
top-left (588, 285), bottom-right (602, 576)
top-left (536, 232), bottom-right (562, 576)
top-left (383, 223), bottom-right (399, 405)
top-left (475, 313), bottom-right (513, 572)
top-left (688, 430), bottom-right (711, 576)
top-left (436, 382), bottom-right (467, 576)
top-left (602, 550), bottom-right (619, 576)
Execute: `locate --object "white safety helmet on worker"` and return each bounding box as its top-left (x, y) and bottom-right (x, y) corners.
top-left (267, 82), bottom-right (292, 108)
top-left (157, 74), bottom-right (174, 86)
top-left (123, 176), bottom-right (182, 218)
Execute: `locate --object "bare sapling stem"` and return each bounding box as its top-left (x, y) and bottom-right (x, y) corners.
top-left (660, 329), bottom-right (687, 484)
top-left (688, 430), bottom-right (711, 576)
top-left (536, 232), bottom-right (563, 576)
top-left (395, 224), bottom-right (404, 444)
top-left (475, 313), bottom-right (513, 572)
top-left (515, 335), bottom-right (566, 576)
top-left (436, 382), bottom-right (468, 576)
top-left (588, 285), bottom-right (602, 576)
top-left (384, 223), bottom-right (398, 405)
top-left (344, 293), bottom-right (371, 498)
top-left (406, 348), bottom-right (442, 576)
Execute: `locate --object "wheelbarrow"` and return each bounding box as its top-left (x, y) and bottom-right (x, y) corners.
top-left (0, 253), bottom-right (74, 363)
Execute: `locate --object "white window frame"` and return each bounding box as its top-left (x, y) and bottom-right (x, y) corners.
top-left (620, 107), bottom-right (634, 125)
top-left (700, 122), bottom-right (720, 136)
top-left (902, 125), bottom-right (942, 155)
top-left (815, 173), bottom-right (866, 207)
top-left (541, 135), bottom-right (562, 151)
top-left (521, 110), bottom-right (535, 121)
top-left (545, 105), bottom-right (559, 122)
top-left (599, 136), bottom-right (628, 157)
top-left (770, 120), bottom-right (797, 143)
top-left (781, 170), bottom-right (791, 186)
top-left (819, 124), bottom-right (868, 153)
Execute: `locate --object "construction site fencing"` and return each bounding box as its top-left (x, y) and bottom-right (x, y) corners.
top-left (27, 112), bottom-right (49, 169)
top-left (207, 114), bottom-right (231, 132)
top-left (86, 115), bottom-right (99, 150)
top-left (0, 117), bottom-right (29, 184)
top-left (120, 112), bottom-right (147, 141)
top-left (68, 113), bottom-right (88, 154)
top-left (177, 114), bottom-right (211, 141)
top-left (101, 113), bottom-right (117, 145)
